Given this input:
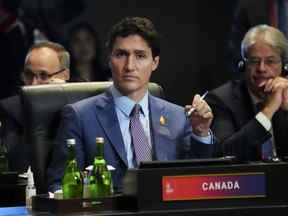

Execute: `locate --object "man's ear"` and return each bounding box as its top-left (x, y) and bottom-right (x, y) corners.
top-left (152, 56), bottom-right (160, 71)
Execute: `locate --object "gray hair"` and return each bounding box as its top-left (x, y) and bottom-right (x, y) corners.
top-left (25, 41), bottom-right (70, 69)
top-left (241, 24), bottom-right (288, 61)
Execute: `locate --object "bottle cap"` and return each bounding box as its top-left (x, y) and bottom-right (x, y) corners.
top-left (95, 137), bottom-right (104, 144)
top-left (66, 139), bottom-right (76, 146)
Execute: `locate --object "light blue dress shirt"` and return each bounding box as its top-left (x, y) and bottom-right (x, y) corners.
top-left (111, 86), bottom-right (212, 168)
top-left (111, 86), bottom-right (151, 168)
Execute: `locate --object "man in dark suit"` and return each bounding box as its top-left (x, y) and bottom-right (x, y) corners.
top-left (207, 25), bottom-right (288, 162)
top-left (47, 17), bottom-right (215, 193)
top-left (0, 41), bottom-right (70, 172)
top-left (227, 0), bottom-right (288, 75)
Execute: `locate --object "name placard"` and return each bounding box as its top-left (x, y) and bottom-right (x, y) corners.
top-left (162, 172), bottom-right (266, 201)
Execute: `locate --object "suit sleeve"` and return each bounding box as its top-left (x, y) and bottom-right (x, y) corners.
top-left (47, 104), bottom-right (85, 192)
top-left (206, 93), bottom-right (271, 161)
top-left (179, 117), bottom-right (215, 159)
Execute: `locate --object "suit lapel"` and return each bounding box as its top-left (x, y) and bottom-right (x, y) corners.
top-left (230, 81), bottom-right (255, 128)
top-left (94, 91), bottom-right (128, 166)
top-left (149, 96), bottom-right (176, 161)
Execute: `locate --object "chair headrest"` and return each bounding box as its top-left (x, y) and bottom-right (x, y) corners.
top-left (21, 81), bottom-right (164, 121)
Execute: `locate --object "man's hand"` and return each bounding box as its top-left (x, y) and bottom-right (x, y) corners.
top-left (261, 77), bottom-right (288, 119)
top-left (185, 94), bottom-right (213, 137)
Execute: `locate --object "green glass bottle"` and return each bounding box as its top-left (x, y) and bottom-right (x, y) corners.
top-left (89, 137), bottom-right (113, 198)
top-left (62, 139), bottom-right (83, 199)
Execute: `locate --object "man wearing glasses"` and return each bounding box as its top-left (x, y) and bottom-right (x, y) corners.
top-left (22, 42), bottom-right (70, 85)
top-left (206, 25), bottom-right (288, 162)
top-left (0, 41), bottom-right (70, 172)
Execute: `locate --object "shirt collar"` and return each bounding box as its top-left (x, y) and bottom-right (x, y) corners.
top-left (111, 85), bottom-right (149, 117)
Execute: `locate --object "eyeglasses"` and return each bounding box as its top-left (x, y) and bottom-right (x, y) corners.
top-left (245, 57), bottom-right (281, 67)
top-left (23, 68), bottom-right (66, 81)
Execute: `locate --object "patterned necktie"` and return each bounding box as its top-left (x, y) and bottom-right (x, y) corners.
top-left (262, 139), bottom-right (273, 160)
top-left (129, 104), bottom-right (152, 165)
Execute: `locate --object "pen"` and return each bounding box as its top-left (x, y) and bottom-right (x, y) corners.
top-left (186, 91), bottom-right (209, 117)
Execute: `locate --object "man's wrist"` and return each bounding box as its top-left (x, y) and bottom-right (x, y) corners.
top-left (255, 112), bottom-right (272, 131)
top-left (191, 129), bottom-right (213, 144)
top-left (192, 128), bottom-right (209, 137)
top-left (261, 106), bottom-right (276, 120)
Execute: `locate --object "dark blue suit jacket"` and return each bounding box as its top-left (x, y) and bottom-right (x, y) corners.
top-left (47, 89), bottom-right (214, 192)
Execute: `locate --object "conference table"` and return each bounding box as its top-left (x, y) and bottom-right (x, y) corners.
top-left (0, 204), bottom-right (287, 216)
top-left (1, 161), bottom-right (288, 216)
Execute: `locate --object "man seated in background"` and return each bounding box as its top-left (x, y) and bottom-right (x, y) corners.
top-left (0, 41), bottom-right (70, 172)
top-left (207, 25), bottom-right (288, 162)
top-left (47, 16), bottom-right (215, 193)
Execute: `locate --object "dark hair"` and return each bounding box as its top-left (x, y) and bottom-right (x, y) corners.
top-left (67, 22), bottom-right (109, 81)
top-left (106, 17), bottom-right (160, 58)
top-left (68, 22), bottom-right (102, 56)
